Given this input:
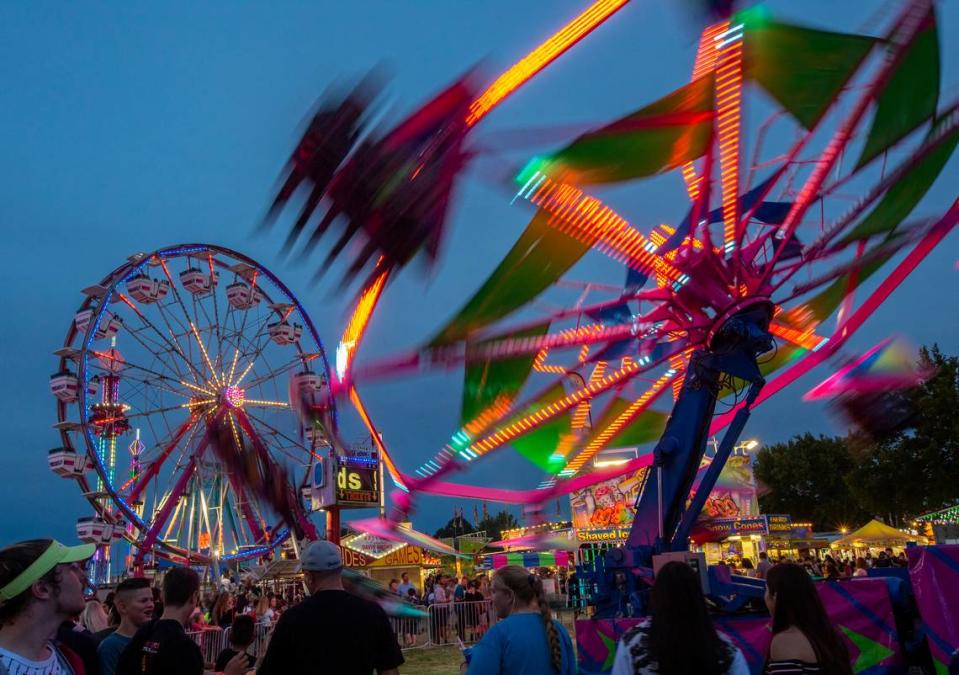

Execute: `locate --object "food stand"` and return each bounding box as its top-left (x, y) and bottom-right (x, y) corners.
top-left (830, 519), bottom-right (927, 556)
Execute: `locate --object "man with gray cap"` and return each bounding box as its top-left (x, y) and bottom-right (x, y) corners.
top-left (258, 539), bottom-right (403, 675)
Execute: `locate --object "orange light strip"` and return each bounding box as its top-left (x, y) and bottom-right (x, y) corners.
top-left (768, 322), bottom-right (826, 351)
top-left (571, 362), bottom-right (607, 430)
top-left (180, 398), bottom-right (217, 408)
top-left (526, 178), bottom-right (682, 282)
top-left (467, 322), bottom-right (611, 363)
top-left (669, 348), bottom-right (690, 400)
top-left (714, 22), bottom-right (744, 252)
top-left (242, 399), bottom-right (288, 408)
top-left (227, 350), bottom-right (240, 386)
top-left (349, 387), bottom-right (405, 489)
top-left (179, 380), bottom-right (217, 397)
top-left (206, 253), bottom-right (217, 285)
top-left (337, 267), bottom-right (389, 381)
top-left (233, 359), bottom-right (256, 387)
top-left (533, 347), bottom-right (567, 375)
top-left (563, 368), bottom-right (675, 475)
top-left (463, 395), bottom-right (515, 437)
top-left (189, 322), bottom-right (221, 388)
top-left (691, 21), bottom-right (727, 80)
top-left (552, 432), bottom-right (579, 463)
top-left (680, 21), bottom-right (728, 202)
top-left (115, 292), bottom-right (141, 315)
top-left (227, 411), bottom-right (243, 453)
top-left (466, 0), bottom-right (630, 126)
top-left (469, 359), bottom-right (643, 456)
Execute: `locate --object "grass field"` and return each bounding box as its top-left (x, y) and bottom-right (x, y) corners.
top-left (401, 646), bottom-right (464, 674)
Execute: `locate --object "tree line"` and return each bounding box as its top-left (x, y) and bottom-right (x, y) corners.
top-left (754, 345), bottom-right (959, 530)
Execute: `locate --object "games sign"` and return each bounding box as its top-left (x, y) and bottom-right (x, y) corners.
top-left (343, 533), bottom-right (403, 558)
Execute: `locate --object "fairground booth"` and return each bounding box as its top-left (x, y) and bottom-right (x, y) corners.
top-left (829, 519), bottom-right (928, 556)
top-left (914, 503), bottom-right (959, 544)
top-left (341, 531), bottom-right (441, 587)
top-left (568, 442), bottom-right (798, 569)
top-left (489, 523), bottom-right (577, 594)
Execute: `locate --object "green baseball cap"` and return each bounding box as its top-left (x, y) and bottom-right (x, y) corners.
top-left (0, 540), bottom-right (96, 601)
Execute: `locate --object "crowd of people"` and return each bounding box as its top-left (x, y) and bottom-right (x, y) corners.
top-left (3, 536), bottom-right (955, 675)
top-left (609, 560), bottom-right (856, 675)
top-left (0, 537), bottom-right (404, 675)
top-left (721, 547), bottom-right (909, 581)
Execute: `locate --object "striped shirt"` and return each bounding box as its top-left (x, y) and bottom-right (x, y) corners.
top-left (0, 644), bottom-right (68, 675)
top-left (611, 619), bottom-right (750, 675)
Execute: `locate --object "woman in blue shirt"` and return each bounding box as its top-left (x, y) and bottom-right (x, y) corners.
top-left (465, 566), bottom-right (576, 675)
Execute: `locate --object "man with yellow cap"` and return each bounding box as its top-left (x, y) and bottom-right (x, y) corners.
top-left (0, 538), bottom-right (95, 674)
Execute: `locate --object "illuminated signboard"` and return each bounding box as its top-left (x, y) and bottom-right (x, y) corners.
top-left (696, 516), bottom-right (769, 538)
top-left (577, 527), bottom-right (631, 543)
top-left (335, 451), bottom-right (380, 506)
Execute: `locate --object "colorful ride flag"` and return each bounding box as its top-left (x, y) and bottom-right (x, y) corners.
top-left (576, 578), bottom-right (902, 674)
top-left (855, 8), bottom-right (939, 170)
top-left (908, 545), bottom-right (959, 674)
top-left (545, 75), bottom-right (715, 184)
top-left (741, 8), bottom-right (875, 130)
top-left (488, 550), bottom-right (571, 570)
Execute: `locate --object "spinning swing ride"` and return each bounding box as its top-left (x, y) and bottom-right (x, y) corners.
top-left (264, 0), bottom-right (956, 588)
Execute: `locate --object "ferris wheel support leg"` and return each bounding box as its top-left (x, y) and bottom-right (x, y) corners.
top-left (326, 507), bottom-right (341, 545)
top-left (133, 422), bottom-right (215, 565)
top-left (231, 409), bottom-right (317, 542)
top-left (127, 415), bottom-right (198, 504)
top-left (134, 455), bottom-right (200, 565)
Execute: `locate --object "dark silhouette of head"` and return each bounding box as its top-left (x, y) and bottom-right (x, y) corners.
top-left (648, 562), bottom-right (732, 674)
top-left (765, 563), bottom-right (852, 674)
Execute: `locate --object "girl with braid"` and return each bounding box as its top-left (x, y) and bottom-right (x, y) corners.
top-left (464, 565), bottom-right (575, 674)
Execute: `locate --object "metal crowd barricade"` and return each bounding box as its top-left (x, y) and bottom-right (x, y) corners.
top-left (187, 622), bottom-right (274, 666)
top-left (390, 612), bottom-right (430, 649)
top-left (186, 629), bottom-right (226, 666)
top-left (252, 622), bottom-right (273, 657)
top-left (424, 599), bottom-right (494, 647)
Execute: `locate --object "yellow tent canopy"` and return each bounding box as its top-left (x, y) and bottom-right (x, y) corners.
top-left (831, 519), bottom-right (926, 548)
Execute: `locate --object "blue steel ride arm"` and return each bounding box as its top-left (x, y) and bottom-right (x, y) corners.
top-left (626, 304), bottom-right (772, 553)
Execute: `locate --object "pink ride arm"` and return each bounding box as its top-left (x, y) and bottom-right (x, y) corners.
top-left (712, 200), bottom-right (959, 435)
top-left (405, 452), bottom-right (654, 505)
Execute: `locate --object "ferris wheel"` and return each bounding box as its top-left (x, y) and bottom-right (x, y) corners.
top-left (49, 244), bottom-right (332, 570)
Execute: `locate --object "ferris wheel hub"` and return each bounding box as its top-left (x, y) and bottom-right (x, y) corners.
top-left (222, 385), bottom-right (246, 409)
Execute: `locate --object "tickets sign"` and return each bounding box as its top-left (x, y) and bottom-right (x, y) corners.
top-left (335, 453), bottom-right (380, 506)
